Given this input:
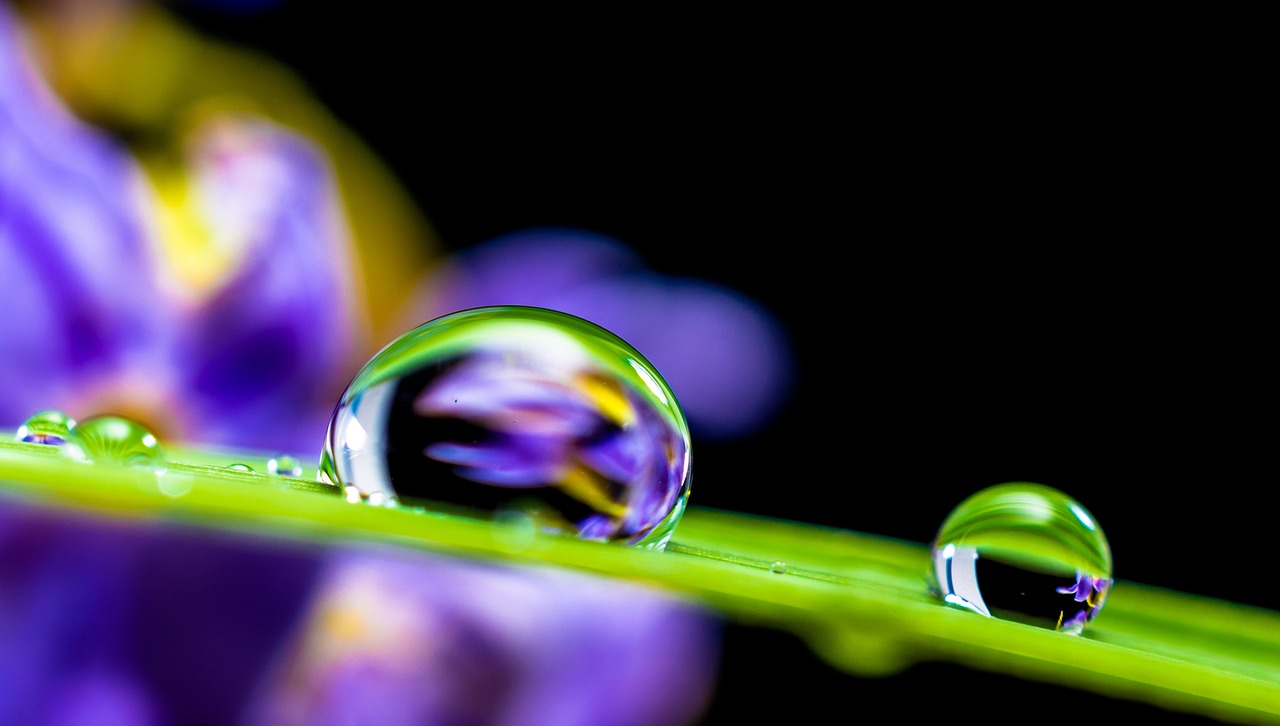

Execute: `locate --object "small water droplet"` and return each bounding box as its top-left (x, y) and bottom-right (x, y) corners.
top-left (769, 561), bottom-right (788, 575)
top-left (157, 471), bottom-right (192, 498)
top-left (70, 414), bottom-right (165, 467)
top-left (365, 490), bottom-right (395, 508)
top-left (15, 409), bottom-right (77, 446)
top-left (492, 507), bottom-right (539, 552)
top-left (318, 305), bottom-right (693, 550)
top-left (226, 463), bottom-right (255, 473)
top-left (266, 455), bottom-right (303, 477)
top-left (927, 481), bottom-right (1112, 635)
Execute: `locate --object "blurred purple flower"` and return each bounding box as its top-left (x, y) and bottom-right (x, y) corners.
top-left (0, 501), bottom-right (321, 725)
top-left (0, 2), bottom-right (168, 425)
top-left (0, 2), bottom-right (363, 456)
top-left (0, 502), bottom-right (721, 726)
top-left (241, 548), bottom-right (719, 726)
top-left (398, 228), bottom-right (795, 441)
top-left (1, 5), bottom-right (722, 725)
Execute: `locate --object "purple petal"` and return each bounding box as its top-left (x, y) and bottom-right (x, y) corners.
top-left (2, 9), bottom-right (366, 454)
top-left (400, 228), bottom-right (793, 440)
top-left (42, 670), bottom-right (161, 726)
top-left (1, 499), bottom-right (721, 726)
top-left (171, 118), bottom-right (367, 455)
top-left (551, 275), bottom-right (794, 441)
top-left (415, 357), bottom-right (603, 437)
top-left (240, 549), bottom-right (720, 726)
top-left (0, 6), bottom-right (171, 429)
top-left (407, 227), bottom-right (645, 313)
top-left (425, 434), bottom-right (569, 486)
top-left (0, 501), bottom-right (322, 726)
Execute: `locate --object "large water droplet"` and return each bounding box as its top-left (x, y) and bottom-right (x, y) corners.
top-left (927, 481), bottom-right (1112, 635)
top-left (70, 414), bottom-right (165, 467)
top-left (319, 305), bottom-right (693, 550)
top-left (15, 409), bottom-right (77, 446)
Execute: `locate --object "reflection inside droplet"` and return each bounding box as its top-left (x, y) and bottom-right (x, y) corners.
top-left (15, 409), bottom-right (77, 446)
top-left (927, 481), bottom-right (1112, 635)
top-left (318, 305), bottom-right (693, 550)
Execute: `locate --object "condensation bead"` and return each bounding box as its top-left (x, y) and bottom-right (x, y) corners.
top-left (14, 409), bottom-right (77, 446)
top-left (319, 305), bottom-right (693, 550)
top-left (927, 481), bottom-right (1113, 635)
top-left (267, 455), bottom-right (303, 477)
top-left (69, 414), bottom-right (164, 467)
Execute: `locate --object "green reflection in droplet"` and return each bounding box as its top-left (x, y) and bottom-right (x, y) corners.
top-left (70, 414), bottom-right (165, 467)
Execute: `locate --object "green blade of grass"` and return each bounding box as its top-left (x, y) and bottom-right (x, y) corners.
top-left (2, 437), bottom-right (1277, 724)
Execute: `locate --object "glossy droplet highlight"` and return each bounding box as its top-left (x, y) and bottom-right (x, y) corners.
top-left (70, 414), bottom-right (165, 467)
top-left (267, 455), bottom-right (303, 477)
top-left (927, 481), bottom-right (1112, 635)
top-left (15, 409), bottom-right (77, 446)
top-left (319, 305), bottom-right (693, 550)
top-left (769, 561), bottom-right (788, 575)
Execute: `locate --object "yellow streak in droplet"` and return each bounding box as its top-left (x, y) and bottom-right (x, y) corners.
top-left (558, 465), bottom-right (626, 518)
top-left (576, 372), bottom-right (635, 427)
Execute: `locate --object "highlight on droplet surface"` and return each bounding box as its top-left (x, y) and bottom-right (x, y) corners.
top-left (69, 414), bottom-right (165, 467)
top-left (927, 481), bottom-right (1113, 635)
top-left (14, 409), bottom-right (77, 446)
top-left (318, 305), bottom-right (693, 550)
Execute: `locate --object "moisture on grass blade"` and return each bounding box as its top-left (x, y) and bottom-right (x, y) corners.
top-left (1, 438), bottom-right (1278, 725)
top-left (0, 437), bottom-right (719, 726)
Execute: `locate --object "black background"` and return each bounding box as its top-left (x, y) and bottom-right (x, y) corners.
top-left (163, 3), bottom-right (1273, 723)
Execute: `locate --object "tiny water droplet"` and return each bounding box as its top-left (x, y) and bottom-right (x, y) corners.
top-left (266, 455), bottom-right (303, 477)
top-left (318, 305), bottom-right (693, 550)
top-left (769, 561), bottom-right (788, 575)
top-left (70, 414), bottom-right (165, 467)
top-left (927, 481), bottom-right (1112, 635)
top-left (492, 507), bottom-right (539, 552)
top-left (226, 463), bottom-right (255, 472)
top-left (157, 471), bottom-right (191, 498)
top-left (15, 409), bottom-right (77, 446)
top-left (365, 490), bottom-right (395, 507)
